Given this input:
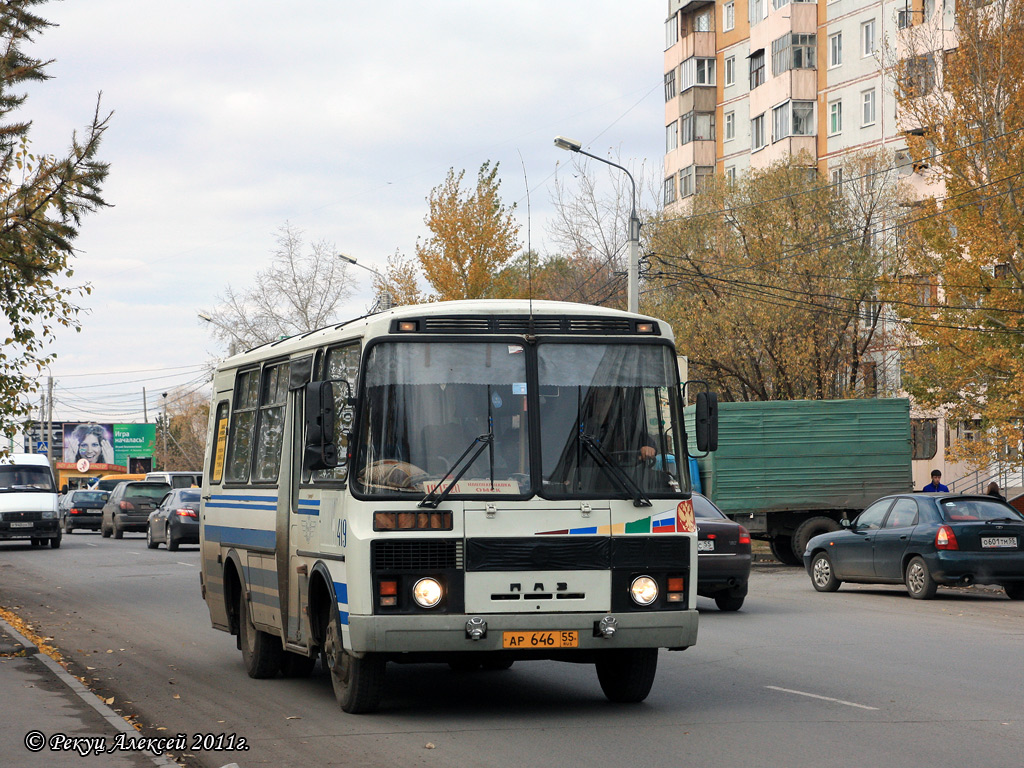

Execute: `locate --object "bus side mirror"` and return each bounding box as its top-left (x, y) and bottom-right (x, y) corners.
top-left (304, 381), bottom-right (339, 471)
top-left (694, 391), bottom-right (718, 453)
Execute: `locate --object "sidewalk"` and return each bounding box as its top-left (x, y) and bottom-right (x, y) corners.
top-left (0, 617), bottom-right (177, 768)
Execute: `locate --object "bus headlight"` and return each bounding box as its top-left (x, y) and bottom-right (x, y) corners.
top-left (412, 578), bottom-right (443, 608)
top-left (629, 576), bottom-right (659, 606)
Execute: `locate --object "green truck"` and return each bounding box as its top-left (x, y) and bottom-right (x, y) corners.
top-left (688, 398), bottom-right (914, 565)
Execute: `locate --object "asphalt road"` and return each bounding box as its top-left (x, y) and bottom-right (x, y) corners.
top-left (1, 533), bottom-right (1022, 768)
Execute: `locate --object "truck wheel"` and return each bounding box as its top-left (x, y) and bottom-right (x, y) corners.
top-left (323, 601), bottom-right (384, 713)
top-left (811, 552), bottom-right (841, 592)
top-left (239, 593), bottom-right (282, 678)
top-left (50, 534), bottom-right (62, 549)
top-left (1003, 583), bottom-right (1024, 600)
top-left (769, 535), bottom-right (801, 566)
top-left (595, 649), bottom-right (658, 703)
top-left (793, 517), bottom-right (841, 562)
top-left (905, 556), bottom-right (937, 599)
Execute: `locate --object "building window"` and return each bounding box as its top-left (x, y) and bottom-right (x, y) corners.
top-left (681, 57), bottom-right (716, 90)
top-left (666, 120), bottom-right (678, 152)
top-left (862, 19), bottom-right (876, 57)
top-left (665, 15), bottom-right (679, 48)
top-left (725, 56), bottom-right (735, 86)
top-left (695, 165), bottom-right (714, 193)
top-left (750, 0), bottom-right (767, 26)
top-left (749, 50), bottom-right (766, 89)
top-left (725, 111), bottom-right (736, 141)
top-left (773, 100), bottom-right (815, 140)
top-left (772, 33), bottom-right (817, 76)
top-left (681, 111), bottom-right (716, 143)
top-left (751, 114), bottom-right (766, 151)
top-left (829, 32), bottom-right (842, 67)
top-left (679, 167), bottom-right (694, 198)
top-left (911, 419), bottom-right (938, 461)
top-left (774, 0), bottom-right (791, 9)
top-left (724, 1), bottom-right (735, 31)
top-left (664, 176), bottom-right (677, 205)
top-left (829, 100), bottom-right (842, 134)
top-left (830, 167), bottom-right (843, 186)
top-left (725, 166), bottom-right (737, 185)
top-left (901, 53), bottom-right (936, 97)
top-left (664, 69), bottom-right (676, 101)
top-left (694, 9), bottom-right (713, 32)
top-left (862, 88), bottom-right (876, 125)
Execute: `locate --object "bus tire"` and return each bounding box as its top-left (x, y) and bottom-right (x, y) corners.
top-left (323, 602), bottom-right (384, 714)
top-left (239, 593), bottom-right (282, 678)
top-left (595, 648), bottom-right (658, 703)
top-left (280, 651), bottom-right (317, 678)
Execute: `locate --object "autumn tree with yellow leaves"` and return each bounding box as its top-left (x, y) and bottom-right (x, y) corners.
top-left (415, 161), bottom-right (521, 301)
top-left (889, 0), bottom-right (1024, 464)
top-left (647, 154), bottom-right (903, 402)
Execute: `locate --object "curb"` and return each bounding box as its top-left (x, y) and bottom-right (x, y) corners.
top-left (0, 615), bottom-right (178, 768)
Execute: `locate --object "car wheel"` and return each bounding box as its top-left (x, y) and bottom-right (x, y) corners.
top-left (239, 592), bottom-right (282, 679)
top-left (113, 517), bottom-right (124, 540)
top-left (101, 518), bottom-right (111, 538)
top-left (167, 530), bottom-right (180, 552)
top-left (64, 518), bottom-right (73, 534)
top-left (595, 649), bottom-right (658, 703)
top-left (1003, 582), bottom-right (1024, 600)
top-left (146, 525), bottom-right (158, 549)
top-left (811, 551), bottom-right (842, 592)
top-left (715, 592), bottom-right (746, 611)
top-left (793, 517), bottom-right (841, 562)
top-left (769, 535), bottom-right (801, 566)
top-left (323, 600), bottom-right (385, 713)
top-left (905, 556), bottom-right (937, 599)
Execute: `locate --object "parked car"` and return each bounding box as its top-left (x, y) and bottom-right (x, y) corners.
top-left (59, 489), bottom-right (109, 533)
top-left (693, 493), bottom-right (752, 611)
top-left (804, 493), bottom-right (1024, 600)
top-left (145, 471), bottom-right (202, 489)
top-left (100, 481), bottom-right (171, 539)
top-left (146, 488), bottom-right (200, 551)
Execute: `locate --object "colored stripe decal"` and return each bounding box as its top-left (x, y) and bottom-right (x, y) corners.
top-left (333, 581), bottom-right (349, 626)
top-left (569, 526), bottom-right (598, 535)
top-left (295, 499), bottom-right (320, 516)
top-left (204, 524), bottom-right (276, 550)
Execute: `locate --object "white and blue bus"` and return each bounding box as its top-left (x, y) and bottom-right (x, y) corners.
top-left (200, 299), bottom-right (717, 713)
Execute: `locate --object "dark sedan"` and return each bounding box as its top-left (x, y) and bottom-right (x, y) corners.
top-left (101, 481), bottom-right (170, 539)
top-left (804, 493), bottom-right (1024, 600)
top-left (59, 489), bottom-right (109, 533)
top-left (694, 493), bottom-right (752, 611)
top-left (146, 488), bottom-right (200, 551)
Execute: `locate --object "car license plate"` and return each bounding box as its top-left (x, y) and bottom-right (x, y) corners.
top-left (502, 630), bottom-right (578, 649)
top-left (698, 540), bottom-right (715, 552)
top-left (981, 536), bottom-right (1018, 549)
top-left (10, 522), bottom-right (33, 528)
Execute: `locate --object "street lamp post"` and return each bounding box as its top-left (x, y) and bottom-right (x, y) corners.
top-left (337, 254), bottom-right (393, 313)
top-left (197, 312), bottom-right (245, 355)
top-left (554, 135), bottom-right (640, 314)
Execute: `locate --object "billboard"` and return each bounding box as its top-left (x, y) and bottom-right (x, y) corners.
top-left (62, 423), bottom-right (156, 468)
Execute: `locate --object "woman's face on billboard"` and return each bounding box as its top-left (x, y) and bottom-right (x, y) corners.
top-left (79, 433), bottom-right (102, 461)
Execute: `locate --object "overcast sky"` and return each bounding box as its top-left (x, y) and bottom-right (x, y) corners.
top-left (22, 1), bottom-right (668, 425)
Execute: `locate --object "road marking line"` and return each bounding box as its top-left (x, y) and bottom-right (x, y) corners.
top-left (86, 542), bottom-right (98, 547)
top-left (765, 685), bottom-right (879, 710)
top-left (176, 562), bottom-right (196, 568)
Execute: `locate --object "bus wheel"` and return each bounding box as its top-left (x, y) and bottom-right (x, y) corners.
top-left (595, 649), bottom-right (658, 703)
top-left (280, 650), bottom-right (317, 678)
top-left (323, 603), bottom-right (384, 713)
top-left (239, 593), bottom-right (282, 678)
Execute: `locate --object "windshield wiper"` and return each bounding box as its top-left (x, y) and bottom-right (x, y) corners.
top-left (578, 432), bottom-right (652, 508)
top-left (419, 432), bottom-right (494, 509)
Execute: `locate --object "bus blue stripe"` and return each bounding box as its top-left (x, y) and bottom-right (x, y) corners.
top-left (204, 524), bottom-right (276, 550)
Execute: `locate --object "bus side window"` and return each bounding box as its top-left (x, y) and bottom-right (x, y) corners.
top-left (225, 369), bottom-right (260, 482)
top-left (311, 343), bottom-right (360, 483)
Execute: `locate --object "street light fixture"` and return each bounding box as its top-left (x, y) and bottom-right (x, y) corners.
top-left (553, 135), bottom-right (640, 314)
top-left (338, 253), bottom-right (393, 312)
top-left (197, 312), bottom-right (244, 356)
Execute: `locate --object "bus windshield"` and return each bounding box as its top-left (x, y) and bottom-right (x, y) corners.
top-left (353, 339), bottom-right (687, 499)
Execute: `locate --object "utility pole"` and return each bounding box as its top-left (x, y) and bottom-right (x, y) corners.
top-left (161, 392), bottom-right (168, 470)
top-left (143, 386), bottom-right (149, 423)
top-left (46, 376), bottom-right (55, 478)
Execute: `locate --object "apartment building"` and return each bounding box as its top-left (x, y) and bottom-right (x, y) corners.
top-left (662, 0), bottom-right (952, 207)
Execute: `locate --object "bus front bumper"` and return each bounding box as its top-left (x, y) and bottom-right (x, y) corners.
top-left (346, 609), bottom-right (698, 654)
